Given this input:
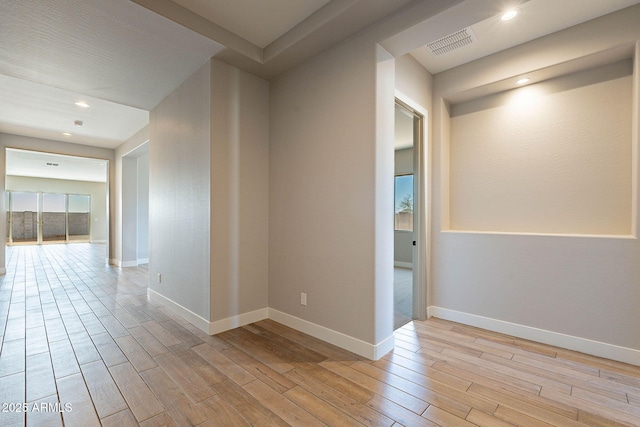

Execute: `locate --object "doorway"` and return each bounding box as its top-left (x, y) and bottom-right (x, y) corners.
top-left (394, 98), bottom-right (426, 329)
top-left (5, 148), bottom-right (109, 251)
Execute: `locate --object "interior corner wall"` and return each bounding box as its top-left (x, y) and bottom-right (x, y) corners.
top-left (431, 7), bottom-right (640, 364)
top-left (149, 61), bottom-right (211, 322)
top-left (209, 59), bottom-right (269, 324)
top-left (269, 35), bottom-right (392, 351)
top-left (0, 133), bottom-right (116, 269)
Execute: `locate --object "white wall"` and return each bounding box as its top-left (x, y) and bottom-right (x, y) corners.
top-left (149, 61), bottom-right (212, 320)
top-left (0, 133), bottom-right (115, 270)
top-left (209, 59), bottom-right (269, 325)
top-left (431, 7), bottom-right (640, 364)
top-left (269, 35), bottom-right (395, 356)
top-left (6, 176), bottom-right (107, 242)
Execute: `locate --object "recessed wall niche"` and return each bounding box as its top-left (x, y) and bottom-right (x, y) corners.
top-left (448, 59), bottom-right (633, 236)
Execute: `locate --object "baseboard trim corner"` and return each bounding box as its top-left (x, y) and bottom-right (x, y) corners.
top-left (268, 308), bottom-right (393, 360)
top-left (209, 308), bottom-right (269, 335)
top-left (147, 288), bottom-right (210, 333)
top-left (429, 306), bottom-right (640, 366)
top-left (0, 267), bottom-right (6, 275)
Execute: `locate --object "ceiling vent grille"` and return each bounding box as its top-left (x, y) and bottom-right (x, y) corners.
top-left (426, 27), bottom-right (478, 56)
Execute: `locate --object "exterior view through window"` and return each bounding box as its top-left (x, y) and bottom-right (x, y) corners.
top-left (394, 174), bottom-right (413, 231)
top-left (6, 191), bottom-right (91, 244)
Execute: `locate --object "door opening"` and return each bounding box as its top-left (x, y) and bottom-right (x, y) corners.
top-left (394, 98), bottom-right (426, 329)
top-left (4, 148), bottom-right (109, 255)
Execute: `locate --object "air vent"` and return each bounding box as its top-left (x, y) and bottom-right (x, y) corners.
top-left (426, 27), bottom-right (478, 56)
top-left (46, 162), bottom-right (59, 167)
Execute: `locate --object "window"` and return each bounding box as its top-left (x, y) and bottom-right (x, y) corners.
top-left (395, 174), bottom-right (413, 231)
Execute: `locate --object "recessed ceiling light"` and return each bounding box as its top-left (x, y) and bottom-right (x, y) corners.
top-left (62, 132), bottom-right (72, 137)
top-left (501, 10), bottom-right (518, 21)
top-left (75, 101), bottom-right (90, 108)
top-left (516, 78), bottom-right (530, 85)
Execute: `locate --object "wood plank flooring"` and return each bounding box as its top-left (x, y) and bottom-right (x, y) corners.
top-left (1, 244), bottom-right (639, 426)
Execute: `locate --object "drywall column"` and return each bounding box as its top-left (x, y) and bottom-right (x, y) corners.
top-left (269, 36), bottom-right (395, 359)
top-left (149, 61), bottom-right (212, 323)
top-left (209, 59), bottom-right (269, 331)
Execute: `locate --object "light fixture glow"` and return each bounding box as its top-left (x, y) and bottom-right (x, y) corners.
top-left (74, 101), bottom-right (90, 108)
top-left (516, 78), bottom-right (530, 85)
top-left (501, 10), bottom-right (518, 21)
top-left (62, 132), bottom-right (72, 137)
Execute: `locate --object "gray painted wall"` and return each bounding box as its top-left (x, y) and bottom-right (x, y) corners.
top-left (269, 35), bottom-right (395, 346)
top-left (209, 59), bottom-right (269, 322)
top-left (149, 60), bottom-right (212, 320)
top-left (148, 58), bottom-right (269, 325)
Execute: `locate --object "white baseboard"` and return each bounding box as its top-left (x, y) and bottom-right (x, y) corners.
top-left (92, 240), bottom-right (107, 244)
top-left (430, 306), bottom-right (640, 366)
top-left (394, 261), bottom-right (413, 268)
top-left (147, 288), bottom-right (211, 333)
top-left (0, 267), bottom-right (5, 275)
top-left (137, 258), bottom-right (149, 265)
top-left (144, 292), bottom-right (394, 360)
top-left (268, 308), bottom-right (394, 360)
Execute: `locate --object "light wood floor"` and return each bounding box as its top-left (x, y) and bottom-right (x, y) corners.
top-left (1, 244), bottom-right (639, 426)
top-left (394, 267), bottom-right (413, 330)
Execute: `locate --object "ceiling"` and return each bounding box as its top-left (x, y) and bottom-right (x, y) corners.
top-left (171, 0), bottom-right (332, 48)
top-left (1, 0), bottom-right (639, 156)
top-left (6, 149), bottom-right (108, 183)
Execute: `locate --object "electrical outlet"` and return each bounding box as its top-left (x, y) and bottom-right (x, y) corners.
top-left (157, 273), bottom-right (162, 283)
top-left (300, 292), bottom-right (307, 306)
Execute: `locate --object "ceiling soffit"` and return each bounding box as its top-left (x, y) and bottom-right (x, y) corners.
top-left (130, 0), bottom-right (423, 79)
